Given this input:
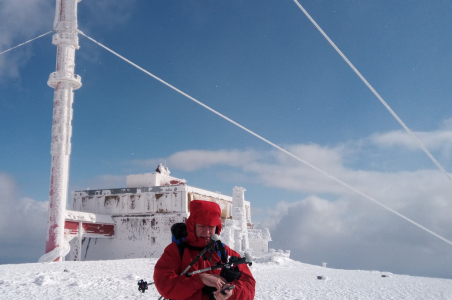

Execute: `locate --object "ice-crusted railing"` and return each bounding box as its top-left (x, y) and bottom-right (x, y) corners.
top-left (270, 248), bottom-right (291, 259)
top-left (65, 210), bottom-right (114, 224)
top-left (248, 248), bottom-right (291, 264)
top-left (248, 228), bottom-right (272, 241)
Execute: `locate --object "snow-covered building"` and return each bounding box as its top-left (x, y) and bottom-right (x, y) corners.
top-left (64, 165), bottom-right (272, 261)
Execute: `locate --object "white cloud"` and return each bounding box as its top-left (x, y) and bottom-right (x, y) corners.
top-left (370, 125), bottom-right (452, 158)
top-left (259, 192), bottom-right (452, 278)
top-left (260, 196), bottom-right (349, 241)
top-left (70, 174), bottom-right (126, 192)
top-left (0, 0), bottom-right (53, 81)
top-left (133, 149), bottom-right (261, 172)
top-left (275, 144), bottom-right (345, 171)
top-left (0, 173), bottom-right (48, 264)
top-left (82, 0), bottom-right (137, 29)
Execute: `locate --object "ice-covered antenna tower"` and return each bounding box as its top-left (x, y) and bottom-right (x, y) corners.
top-left (44, 0), bottom-right (82, 261)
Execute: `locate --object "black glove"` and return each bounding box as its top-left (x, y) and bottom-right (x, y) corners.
top-left (202, 266), bottom-right (241, 298)
top-left (202, 285), bottom-right (217, 300)
top-left (220, 266), bottom-right (242, 282)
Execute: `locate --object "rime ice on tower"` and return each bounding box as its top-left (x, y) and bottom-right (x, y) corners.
top-left (43, 0), bottom-right (83, 262)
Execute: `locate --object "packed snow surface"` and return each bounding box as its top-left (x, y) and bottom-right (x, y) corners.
top-left (0, 256), bottom-right (451, 299)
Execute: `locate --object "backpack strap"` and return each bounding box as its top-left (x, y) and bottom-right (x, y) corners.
top-left (175, 239), bottom-right (206, 259)
top-left (215, 241), bottom-right (228, 264)
top-left (174, 238), bottom-right (186, 259)
top-left (175, 239), bottom-right (227, 262)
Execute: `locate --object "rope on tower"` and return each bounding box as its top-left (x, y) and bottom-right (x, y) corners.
top-left (79, 30), bottom-right (452, 248)
top-left (291, 0), bottom-right (452, 183)
top-left (0, 31), bottom-right (53, 56)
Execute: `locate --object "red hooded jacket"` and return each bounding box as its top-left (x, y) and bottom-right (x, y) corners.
top-left (154, 200), bottom-right (256, 300)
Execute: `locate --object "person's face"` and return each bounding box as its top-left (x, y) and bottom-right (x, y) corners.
top-left (195, 224), bottom-right (217, 245)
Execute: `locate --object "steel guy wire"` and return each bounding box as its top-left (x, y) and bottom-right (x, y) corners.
top-left (79, 30), bottom-right (452, 247)
top-left (0, 31), bottom-right (53, 56)
top-left (292, 0), bottom-right (452, 183)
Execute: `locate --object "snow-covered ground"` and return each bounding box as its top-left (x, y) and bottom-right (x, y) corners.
top-left (1, 256), bottom-right (451, 300)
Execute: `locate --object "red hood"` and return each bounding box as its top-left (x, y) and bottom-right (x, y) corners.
top-left (186, 200), bottom-right (222, 247)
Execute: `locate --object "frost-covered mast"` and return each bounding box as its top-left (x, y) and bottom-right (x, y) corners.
top-left (45, 0), bottom-right (82, 261)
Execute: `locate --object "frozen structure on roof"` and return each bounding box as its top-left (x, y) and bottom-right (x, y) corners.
top-left (222, 187), bottom-right (274, 255)
top-left (64, 165), bottom-right (275, 261)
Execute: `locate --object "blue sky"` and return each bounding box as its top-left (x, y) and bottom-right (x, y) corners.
top-left (1, 0), bottom-right (452, 278)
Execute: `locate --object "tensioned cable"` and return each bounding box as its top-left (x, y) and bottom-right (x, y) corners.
top-left (78, 30), bottom-right (452, 247)
top-left (292, 0), bottom-right (452, 183)
top-left (0, 31), bottom-right (53, 56)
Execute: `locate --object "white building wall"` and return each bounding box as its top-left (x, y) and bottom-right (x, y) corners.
top-left (69, 170), bottom-right (274, 260)
top-left (76, 213), bottom-right (188, 260)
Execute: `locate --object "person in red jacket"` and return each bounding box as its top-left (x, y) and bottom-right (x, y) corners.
top-left (154, 200), bottom-right (256, 300)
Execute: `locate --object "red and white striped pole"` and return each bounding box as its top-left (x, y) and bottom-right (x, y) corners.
top-left (44, 0), bottom-right (82, 261)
